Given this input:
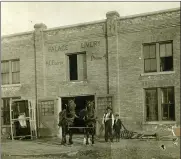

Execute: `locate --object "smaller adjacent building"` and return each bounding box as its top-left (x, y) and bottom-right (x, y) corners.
top-left (1, 8), bottom-right (180, 138)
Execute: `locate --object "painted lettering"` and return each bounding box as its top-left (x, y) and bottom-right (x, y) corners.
top-left (86, 42), bottom-right (90, 48)
top-left (91, 54), bottom-right (107, 61)
top-left (46, 60), bottom-right (63, 66)
top-left (81, 41), bottom-right (100, 48)
top-left (48, 44), bottom-right (68, 52)
top-left (81, 43), bottom-right (85, 48)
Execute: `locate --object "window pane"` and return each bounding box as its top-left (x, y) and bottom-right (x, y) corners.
top-left (1, 99), bottom-right (3, 125)
top-left (169, 104), bottom-right (175, 120)
top-left (145, 89), bottom-right (158, 121)
top-left (12, 72), bottom-right (20, 84)
top-left (161, 88), bottom-right (168, 104)
top-left (165, 43), bottom-right (172, 57)
top-left (143, 45), bottom-right (150, 59)
top-left (149, 45), bottom-right (156, 58)
top-left (168, 88), bottom-right (174, 103)
top-left (161, 87), bottom-right (175, 121)
top-left (160, 57), bottom-right (173, 72)
top-left (1, 62), bottom-right (9, 73)
top-left (12, 60), bottom-right (20, 72)
top-left (162, 104), bottom-right (169, 120)
top-left (77, 54), bottom-right (84, 81)
top-left (2, 98), bottom-right (10, 125)
top-left (77, 53), bottom-right (87, 81)
top-left (144, 59), bottom-right (150, 72)
top-left (2, 73), bottom-right (9, 85)
top-left (83, 54), bottom-right (87, 80)
top-left (160, 44), bottom-right (166, 57)
top-left (40, 100), bottom-right (54, 116)
top-left (162, 103), bottom-right (175, 120)
top-left (150, 59), bottom-right (157, 71)
top-left (69, 54), bottom-right (78, 80)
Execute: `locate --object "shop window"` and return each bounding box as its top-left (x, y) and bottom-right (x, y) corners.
top-left (143, 41), bottom-right (173, 73)
top-left (68, 52), bottom-right (87, 81)
top-left (145, 87), bottom-right (175, 122)
top-left (40, 100), bottom-right (54, 116)
top-left (1, 97), bottom-right (21, 125)
top-left (1, 59), bottom-right (20, 85)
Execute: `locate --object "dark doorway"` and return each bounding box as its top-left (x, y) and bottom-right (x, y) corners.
top-left (61, 95), bottom-right (94, 134)
top-left (68, 54), bottom-right (78, 80)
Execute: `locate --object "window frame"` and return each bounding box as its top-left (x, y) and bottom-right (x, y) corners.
top-left (66, 52), bottom-right (87, 82)
top-left (1, 97), bottom-right (21, 126)
top-left (1, 59), bottom-right (20, 85)
top-left (159, 41), bottom-right (173, 72)
top-left (144, 86), bottom-right (175, 122)
top-left (143, 41), bottom-right (173, 73)
top-left (1, 60), bottom-right (10, 85)
top-left (160, 87), bottom-right (175, 121)
top-left (143, 43), bottom-right (157, 73)
top-left (145, 88), bottom-right (158, 121)
top-left (40, 100), bottom-right (54, 116)
top-left (11, 59), bottom-right (20, 84)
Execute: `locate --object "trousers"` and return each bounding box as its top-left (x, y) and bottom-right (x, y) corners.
top-left (104, 120), bottom-right (113, 142)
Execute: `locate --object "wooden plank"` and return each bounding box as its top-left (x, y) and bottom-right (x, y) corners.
top-left (11, 117), bottom-right (30, 121)
top-left (68, 127), bottom-right (94, 129)
top-left (10, 98), bottom-right (14, 140)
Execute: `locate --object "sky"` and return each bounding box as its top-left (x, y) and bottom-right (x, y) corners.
top-left (1, 2), bottom-right (180, 36)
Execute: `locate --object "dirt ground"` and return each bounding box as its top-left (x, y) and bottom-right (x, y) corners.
top-left (1, 137), bottom-right (180, 159)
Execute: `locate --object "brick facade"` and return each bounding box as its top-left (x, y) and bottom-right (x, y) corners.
top-left (1, 8), bottom-right (180, 137)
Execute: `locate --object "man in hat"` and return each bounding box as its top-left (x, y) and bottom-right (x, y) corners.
top-left (102, 106), bottom-right (114, 142)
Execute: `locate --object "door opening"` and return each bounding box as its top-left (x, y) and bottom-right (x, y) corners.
top-left (61, 95), bottom-right (94, 134)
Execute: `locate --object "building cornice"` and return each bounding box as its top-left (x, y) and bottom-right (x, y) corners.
top-left (44, 19), bottom-right (106, 32)
top-left (1, 31), bottom-right (33, 39)
top-left (1, 7), bottom-right (180, 39)
top-left (118, 7), bottom-right (180, 20)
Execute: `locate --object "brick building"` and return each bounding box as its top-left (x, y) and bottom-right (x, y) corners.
top-left (1, 8), bottom-right (180, 138)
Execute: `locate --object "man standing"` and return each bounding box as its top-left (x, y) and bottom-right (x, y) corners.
top-left (102, 107), bottom-right (114, 142)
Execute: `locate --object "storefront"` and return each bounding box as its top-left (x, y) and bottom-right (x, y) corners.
top-left (1, 8), bottom-right (180, 139)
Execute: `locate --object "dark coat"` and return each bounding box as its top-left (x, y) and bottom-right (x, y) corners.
top-left (113, 119), bottom-right (122, 131)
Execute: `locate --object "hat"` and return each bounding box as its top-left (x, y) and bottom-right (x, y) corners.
top-left (106, 106), bottom-right (112, 110)
top-left (115, 113), bottom-right (119, 117)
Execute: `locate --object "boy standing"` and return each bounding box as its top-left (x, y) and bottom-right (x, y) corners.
top-left (113, 113), bottom-right (122, 142)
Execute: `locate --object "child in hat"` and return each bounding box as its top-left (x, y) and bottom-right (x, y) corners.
top-left (113, 113), bottom-right (122, 142)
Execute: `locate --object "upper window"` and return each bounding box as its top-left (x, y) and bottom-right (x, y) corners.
top-left (143, 41), bottom-right (173, 73)
top-left (1, 61), bottom-right (9, 85)
top-left (1, 59), bottom-right (20, 85)
top-left (160, 42), bottom-right (173, 72)
top-left (12, 60), bottom-right (20, 84)
top-left (67, 52), bottom-right (87, 81)
top-left (145, 87), bottom-right (175, 122)
top-left (144, 44), bottom-right (157, 73)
